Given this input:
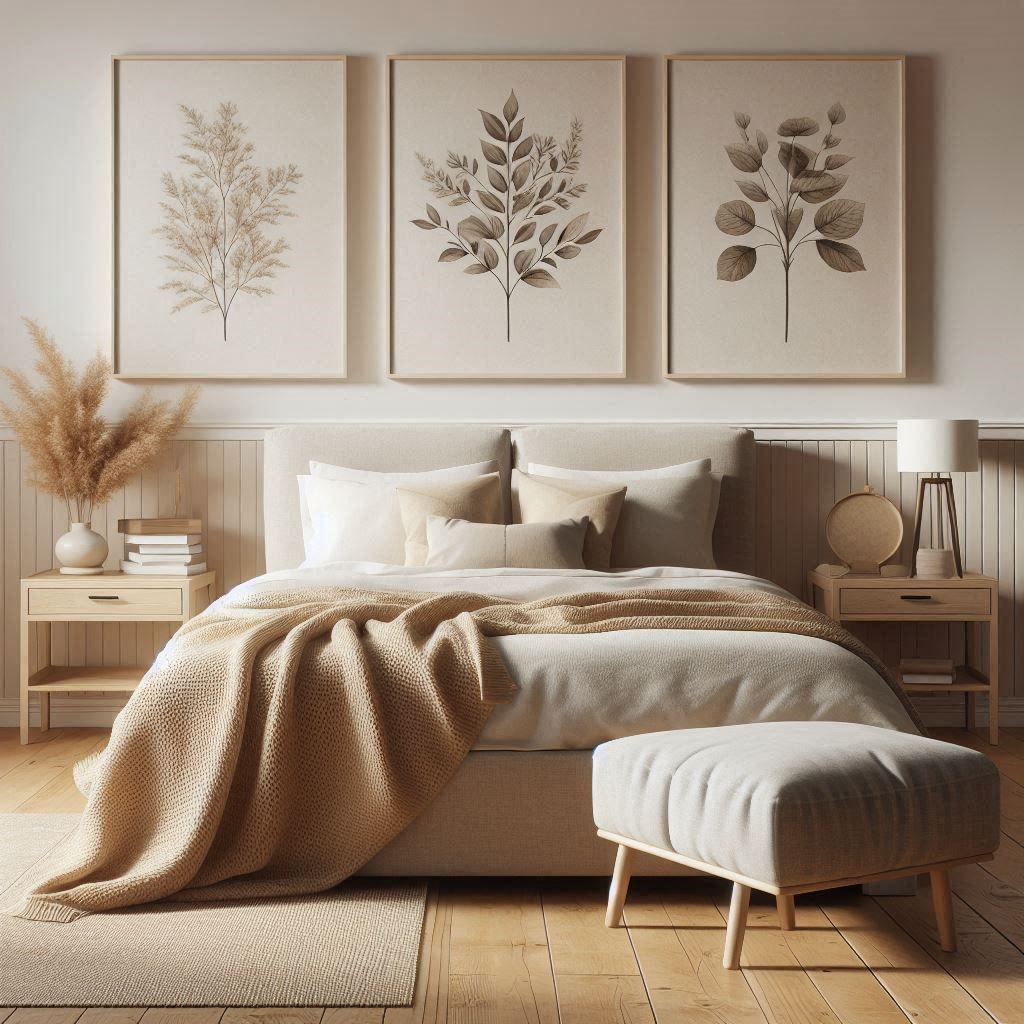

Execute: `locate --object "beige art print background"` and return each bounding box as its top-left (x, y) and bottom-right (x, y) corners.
top-left (390, 58), bottom-right (624, 378)
top-left (115, 58), bottom-right (345, 378)
top-left (667, 58), bottom-right (903, 377)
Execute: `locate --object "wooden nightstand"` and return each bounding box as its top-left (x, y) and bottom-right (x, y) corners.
top-left (20, 569), bottom-right (216, 744)
top-left (807, 569), bottom-right (999, 744)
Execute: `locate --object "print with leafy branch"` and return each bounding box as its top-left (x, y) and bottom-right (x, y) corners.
top-left (412, 91), bottom-right (602, 343)
top-left (715, 102), bottom-right (866, 343)
top-left (156, 101), bottom-right (301, 342)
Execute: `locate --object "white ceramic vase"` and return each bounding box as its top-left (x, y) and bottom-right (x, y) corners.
top-left (55, 522), bottom-right (108, 575)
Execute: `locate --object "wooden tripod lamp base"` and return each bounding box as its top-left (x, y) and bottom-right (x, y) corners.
top-left (910, 476), bottom-right (964, 578)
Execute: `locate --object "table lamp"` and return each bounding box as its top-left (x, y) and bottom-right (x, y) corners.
top-left (896, 419), bottom-right (978, 578)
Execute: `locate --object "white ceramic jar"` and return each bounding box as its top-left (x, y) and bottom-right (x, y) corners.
top-left (54, 522), bottom-right (109, 575)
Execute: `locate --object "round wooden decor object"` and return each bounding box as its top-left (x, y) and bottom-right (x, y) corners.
top-left (825, 486), bottom-right (904, 574)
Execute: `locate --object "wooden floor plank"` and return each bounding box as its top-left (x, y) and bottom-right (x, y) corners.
top-left (980, 834), bottom-right (1024, 892)
top-left (6, 1013), bottom-right (85, 1024)
top-left (137, 1012), bottom-right (224, 1024)
top-left (542, 882), bottom-right (655, 1024)
top-left (0, 729), bottom-right (107, 812)
top-left (767, 898), bottom-right (911, 1023)
top-left (708, 890), bottom-right (845, 1024)
top-left (321, 1011), bottom-right (384, 1024)
top-left (997, 776), bottom-right (1024, 847)
top-left (16, 738), bottom-right (104, 813)
top-left (819, 892), bottom-right (996, 1024)
top-left (876, 879), bottom-right (1024, 1023)
top-left (445, 881), bottom-right (559, 1024)
top-left (952, 861), bottom-right (1024, 955)
top-left (76, 1012), bottom-right (145, 1024)
top-left (549, 975), bottom-right (655, 1024)
top-left (0, 728), bottom-right (64, 779)
top-left (543, 881), bottom-right (643, 977)
top-left (624, 879), bottom-right (768, 1024)
top-left (220, 1012), bottom-right (323, 1024)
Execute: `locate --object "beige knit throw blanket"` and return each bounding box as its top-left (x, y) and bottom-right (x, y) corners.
top-left (10, 585), bottom-right (922, 922)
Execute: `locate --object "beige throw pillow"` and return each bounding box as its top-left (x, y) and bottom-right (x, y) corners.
top-left (396, 474), bottom-right (503, 566)
top-left (424, 516), bottom-right (589, 570)
top-left (520, 468), bottom-right (715, 569)
top-left (513, 470), bottom-right (625, 571)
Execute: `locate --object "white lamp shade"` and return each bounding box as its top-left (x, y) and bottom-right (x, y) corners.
top-left (896, 419), bottom-right (979, 473)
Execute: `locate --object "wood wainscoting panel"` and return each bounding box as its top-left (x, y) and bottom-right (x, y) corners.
top-left (0, 430), bottom-right (1022, 724)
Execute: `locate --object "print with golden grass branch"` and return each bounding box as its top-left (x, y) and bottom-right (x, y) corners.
top-left (157, 102), bottom-right (301, 341)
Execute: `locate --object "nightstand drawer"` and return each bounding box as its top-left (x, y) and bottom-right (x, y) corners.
top-left (27, 586), bottom-right (182, 617)
top-left (839, 587), bottom-right (991, 617)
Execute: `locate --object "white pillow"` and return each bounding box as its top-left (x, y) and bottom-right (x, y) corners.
top-left (526, 458), bottom-right (710, 480)
top-left (524, 464), bottom-right (717, 569)
top-left (310, 459), bottom-right (497, 481)
top-left (297, 459), bottom-right (499, 558)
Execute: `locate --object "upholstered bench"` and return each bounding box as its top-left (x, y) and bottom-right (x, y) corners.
top-left (593, 721), bottom-right (1000, 968)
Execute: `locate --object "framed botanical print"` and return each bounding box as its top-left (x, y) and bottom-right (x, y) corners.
top-left (664, 55), bottom-right (905, 379)
top-left (112, 55), bottom-right (346, 379)
top-left (388, 55), bottom-right (625, 379)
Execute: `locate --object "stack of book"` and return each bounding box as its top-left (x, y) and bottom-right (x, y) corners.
top-left (118, 517), bottom-right (207, 576)
top-left (899, 657), bottom-right (956, 685)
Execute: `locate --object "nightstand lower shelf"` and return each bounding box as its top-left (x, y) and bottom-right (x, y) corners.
top-left (27, 665), bottom-right (147, 692)
top-left (896, 665), bottom-right (990, 694)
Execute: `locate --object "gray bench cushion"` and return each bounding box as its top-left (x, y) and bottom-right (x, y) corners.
top-left (592, 722), bottom-right (1000, 888)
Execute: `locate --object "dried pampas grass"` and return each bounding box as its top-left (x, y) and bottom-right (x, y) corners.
top-left (1, 319), bottom-right (198, 524)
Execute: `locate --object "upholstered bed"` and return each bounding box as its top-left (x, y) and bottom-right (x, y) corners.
top-left (256, 423), bottom-right (918, 876)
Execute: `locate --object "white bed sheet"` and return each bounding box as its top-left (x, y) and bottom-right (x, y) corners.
top-left (161, 563), bottom-right (918, 750)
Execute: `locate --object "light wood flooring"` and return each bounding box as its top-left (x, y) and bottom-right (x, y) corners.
top-left (2, 725), bottom-right (1024, 1023)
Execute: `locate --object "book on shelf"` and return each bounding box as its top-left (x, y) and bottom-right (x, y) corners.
top-left (127, 551), bottom-right (206, 566)
top-left (127, 542), bottom-right (203, 556)
top-left (120, 560), bottom-right (208, 576)
top-left (123, 533), bottom-right (202, 546)
top-left (118, 517), bottom-right (202, 535)
top-left (899, 657), bottom-right (955, 685)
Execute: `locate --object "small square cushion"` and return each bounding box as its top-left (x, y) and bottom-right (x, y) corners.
top-left (396, 474), bottom-right (503, 566)
top-left (513, 470), bottom-right (625, 571)
top-left (593, 722), bottom-right (1000, 888)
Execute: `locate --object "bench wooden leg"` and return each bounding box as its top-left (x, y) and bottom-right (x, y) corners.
top-left (723, 882), bottom-right (751, 969)
top-left (605, 843), bottom-right (635, 927)
top-left (777, 894), bottom-right (796, 931)
top-left (931, 869), bottom-right (956, 952)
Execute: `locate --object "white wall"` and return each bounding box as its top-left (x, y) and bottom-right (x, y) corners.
top-left (1, 0), bottom-right (1021, 424)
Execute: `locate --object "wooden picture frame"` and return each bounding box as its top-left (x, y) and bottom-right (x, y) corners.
top-left (112, 54), bottom-right (347, 380)
top-left (663, 54), bottom-right (906, 380)
top-left (387, 54), bottom-right (626, 380)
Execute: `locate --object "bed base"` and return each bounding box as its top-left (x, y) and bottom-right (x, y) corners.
top-left (360, 750), bottom-right (698, 877)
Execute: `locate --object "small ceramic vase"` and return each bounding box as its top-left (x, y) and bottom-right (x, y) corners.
top-left (55, 522), bottom-right (108, 575)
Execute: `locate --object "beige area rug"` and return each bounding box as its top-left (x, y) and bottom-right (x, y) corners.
top-left (0, 814), bottom-right (427, 1007)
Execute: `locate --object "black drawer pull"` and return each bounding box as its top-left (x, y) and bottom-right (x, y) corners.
top-left (87, 594), bottom-right (119, 601)
top-left (900, 594), bottom-right (933, 601)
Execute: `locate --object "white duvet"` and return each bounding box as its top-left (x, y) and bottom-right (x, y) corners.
top-left (161, 562), bottom-right (919, 750)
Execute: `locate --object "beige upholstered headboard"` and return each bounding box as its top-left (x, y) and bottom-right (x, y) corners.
top-left (263, 423), bottom-right (756, 574)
